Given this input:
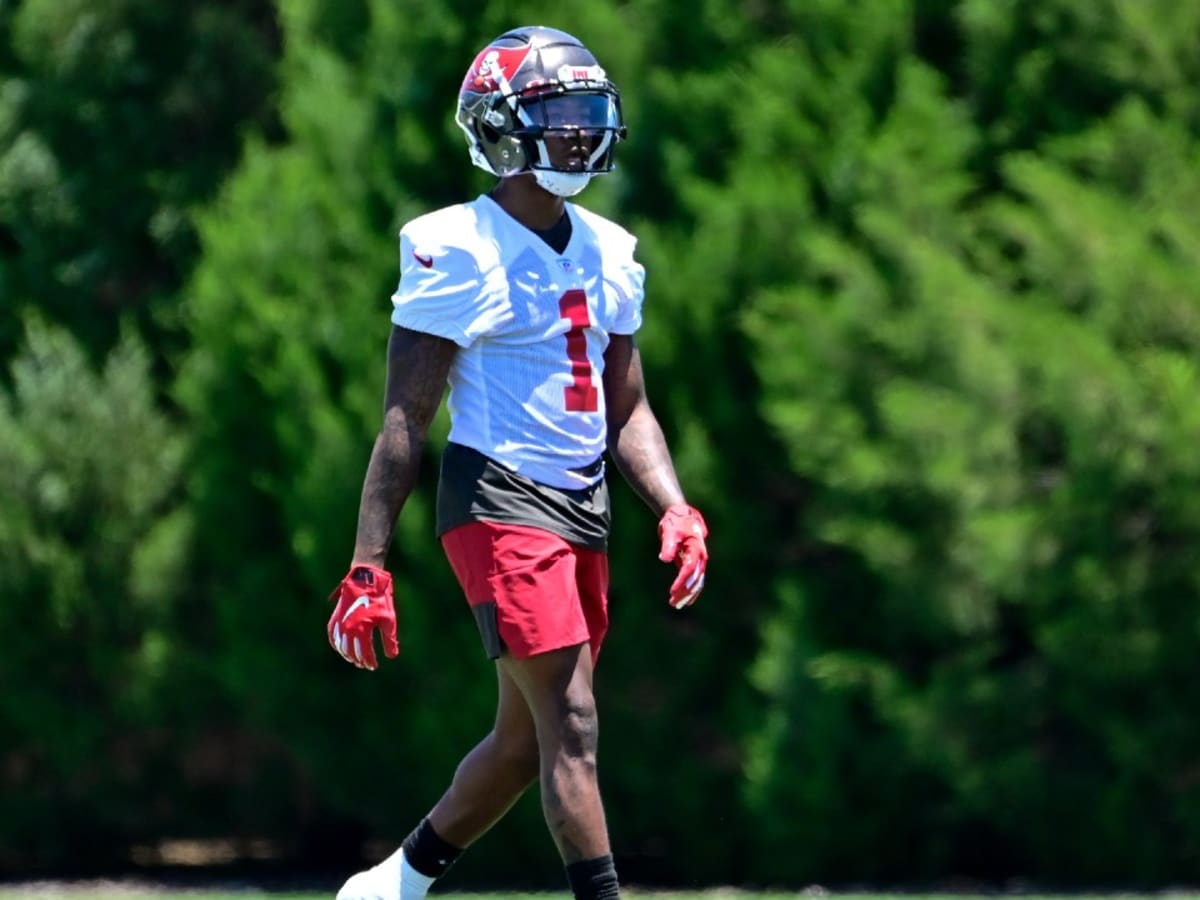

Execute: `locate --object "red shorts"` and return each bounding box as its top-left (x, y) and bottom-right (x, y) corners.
top-left (441, 521), bottom-right (609, 662)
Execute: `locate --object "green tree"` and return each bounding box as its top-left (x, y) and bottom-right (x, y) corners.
top-left (740, 0), bottom-right (1200, 884)
top-left (0, 318), bottom-right (190, 866)
top-left (0, 0), bottom-right (280, 362)
top-left (7, 0), bottom-right (1200, 885)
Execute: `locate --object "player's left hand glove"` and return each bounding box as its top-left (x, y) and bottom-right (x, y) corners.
top-left (327, 564), bottom-right (399, 670)
top-left (657, 503), bottom-right (708, 610)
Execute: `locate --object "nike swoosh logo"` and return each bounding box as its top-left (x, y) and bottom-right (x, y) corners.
top-left (413, 251), bottom-right (433, 268)
top-left (343, 596), bottom-right (370, 620)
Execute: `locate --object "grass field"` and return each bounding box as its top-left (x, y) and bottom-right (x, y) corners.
top-left (0, 891), bottom-right (800, 900)
top-left (2, 891), bottom-right (1198, 899)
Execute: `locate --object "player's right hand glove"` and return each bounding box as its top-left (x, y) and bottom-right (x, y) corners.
top-left (657, 503), bottom-right (708, 610)
top-left (327, 564), bottom-right (399, 670)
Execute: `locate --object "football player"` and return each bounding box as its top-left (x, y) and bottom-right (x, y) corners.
top-left (328, 25), bottom-right (709, 900)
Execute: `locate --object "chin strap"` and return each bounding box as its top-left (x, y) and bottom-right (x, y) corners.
top-left (533, 169), bottom-right (593, 197)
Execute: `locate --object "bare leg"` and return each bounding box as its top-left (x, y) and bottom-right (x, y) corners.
top-left (500, 643), bottom-right (609, 863)
top-left (426, 662), bottom-right (540, 847)
top-left (336, 666), bottom-right (539, 900)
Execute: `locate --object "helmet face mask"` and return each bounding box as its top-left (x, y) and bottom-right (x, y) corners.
top-left (456, 27), bottom-right (627, 196)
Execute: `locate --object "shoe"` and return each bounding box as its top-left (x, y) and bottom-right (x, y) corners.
top-left (335, 850), bottom-right (401, 900)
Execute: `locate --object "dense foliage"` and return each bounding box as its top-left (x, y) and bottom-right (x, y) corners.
top-left (2, 0), bottom-right (1198, 887)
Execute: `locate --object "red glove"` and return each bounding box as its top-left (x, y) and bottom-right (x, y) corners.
top-left (657, 504), bottom-right (708, 610)
top-left (327, 565), bottom-right (399, 670)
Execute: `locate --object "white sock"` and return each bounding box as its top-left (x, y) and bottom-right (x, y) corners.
top-left (399, 848), bottom-right (438, 900)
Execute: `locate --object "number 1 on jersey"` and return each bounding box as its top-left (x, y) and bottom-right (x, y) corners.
top-left (558, 289), bottom-right (599, 413)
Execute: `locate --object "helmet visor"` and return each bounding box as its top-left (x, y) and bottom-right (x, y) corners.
top-left (519, 91), bottom-right (622, 131)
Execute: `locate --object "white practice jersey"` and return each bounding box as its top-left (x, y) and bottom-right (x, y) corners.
top-left (390, 194), bottom-right (645, 490)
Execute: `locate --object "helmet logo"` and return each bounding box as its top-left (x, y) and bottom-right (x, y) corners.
top-left (463, 45), bottom-right (532, 93)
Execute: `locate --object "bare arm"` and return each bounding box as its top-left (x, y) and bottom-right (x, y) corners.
top-left (351, 325), bottom-right (458, 568)
top-left (603, 333), bottom-right (686, 516)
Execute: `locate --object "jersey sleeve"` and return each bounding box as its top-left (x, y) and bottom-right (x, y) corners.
top-left (390, 226), bottom-right (509, 347)
top-left (607, 237), bottom-right (646, 336)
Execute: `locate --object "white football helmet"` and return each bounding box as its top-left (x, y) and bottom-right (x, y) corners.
top-left (455, 26), bottom-right (626, 197)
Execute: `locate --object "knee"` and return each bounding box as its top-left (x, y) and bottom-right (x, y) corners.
top-left (554, 689), bottom-right (599, 762)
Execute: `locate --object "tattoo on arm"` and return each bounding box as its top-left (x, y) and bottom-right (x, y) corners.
top-left (604, 335), bottom-right (686, 516)
top-left (352, 326), bottom-right (458, 567)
